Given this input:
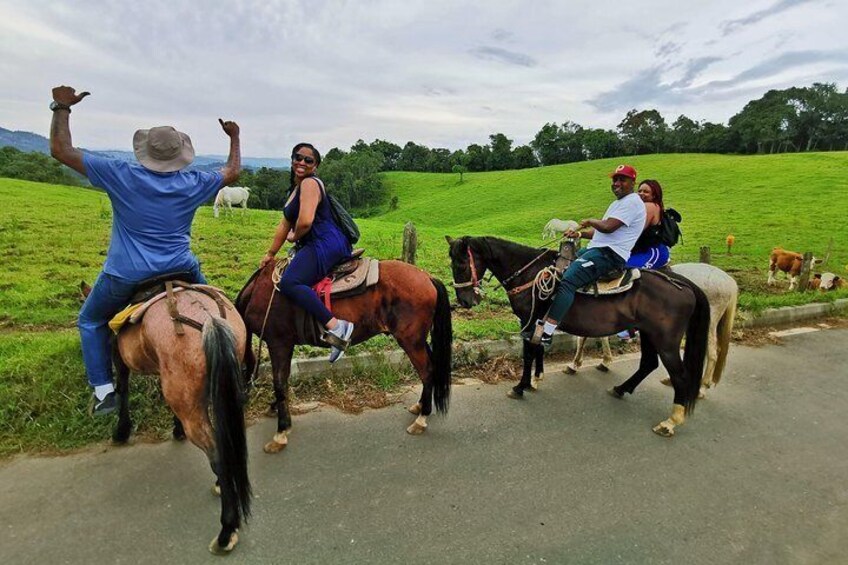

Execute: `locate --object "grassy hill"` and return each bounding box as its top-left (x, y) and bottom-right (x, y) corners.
top-left (1, 152), bottom-right (846, 454)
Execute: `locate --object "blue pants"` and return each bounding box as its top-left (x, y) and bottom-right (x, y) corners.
top-left (277, 245), bottom-right (339, 326)
top-left (546, 246), bottom-right (625, 323)
top-left (626, 245), bottom-right (670, 269)
top-left (78, 263), bottom-right (207, 387)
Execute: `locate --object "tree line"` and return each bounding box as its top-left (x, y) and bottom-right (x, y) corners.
top-left (0, 146), bottom-right (84, 186)
top-left (331, 82), bottom-right (848, 173)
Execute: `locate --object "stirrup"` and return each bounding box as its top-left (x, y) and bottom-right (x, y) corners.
top-left (529, 321), bottom-right (545, 346)
top-left (320, 330), bottom-right (350, 350)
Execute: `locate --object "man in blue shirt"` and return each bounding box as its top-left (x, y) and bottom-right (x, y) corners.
top-left (49, 85), bottom-right (241, 415)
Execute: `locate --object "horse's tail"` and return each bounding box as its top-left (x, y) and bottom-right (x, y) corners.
top-left (679, 278), bottom-right (711, 415)
top-left (711, 288), bottom-right (738, 387)
top-left (202, 317), bottom-right (251, 527)
top-left (429, 278), bottom-right (453, 414)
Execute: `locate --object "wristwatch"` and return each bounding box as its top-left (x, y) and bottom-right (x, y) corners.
top-left (49, 101), bottom-right (71, 112)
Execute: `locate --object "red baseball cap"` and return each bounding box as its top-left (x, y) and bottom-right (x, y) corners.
top-left (609, 164), bottom-right (637, 180)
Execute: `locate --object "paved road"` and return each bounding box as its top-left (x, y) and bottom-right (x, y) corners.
top-left (2, 329), bottom-right (847, 564)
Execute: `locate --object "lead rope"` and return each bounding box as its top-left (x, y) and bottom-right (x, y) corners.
top-left (517, 265), bottom-right (559, 334)
top-left (251, 257), bottom-right (288, 388)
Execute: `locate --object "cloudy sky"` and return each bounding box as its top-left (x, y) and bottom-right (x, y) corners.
top-left (2, 0), bottom-right (846, 157)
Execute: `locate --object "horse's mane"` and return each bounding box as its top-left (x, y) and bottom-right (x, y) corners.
top-left (467, 235), bottom-right (555, 262)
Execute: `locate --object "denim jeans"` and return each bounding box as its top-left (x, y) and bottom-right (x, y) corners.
top-left (546, 246), bottom-right (625, 323)
top-left (78, 263), bottom-right (207, 387)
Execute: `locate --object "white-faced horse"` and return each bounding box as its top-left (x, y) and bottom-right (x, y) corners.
top-left (214, 186), bottom-right (251, 218)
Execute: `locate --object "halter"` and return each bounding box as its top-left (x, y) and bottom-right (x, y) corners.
top-left (451, 247), bottom-right (482, 295)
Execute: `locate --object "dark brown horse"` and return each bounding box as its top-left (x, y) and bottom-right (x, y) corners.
top-left (446, 235), bottom-right (710, 437)
top-left (236, 259), bottom-right (452, 453)
top-left (82, 282), bottom-right (251, 554)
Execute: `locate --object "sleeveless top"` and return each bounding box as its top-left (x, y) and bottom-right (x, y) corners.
top-left (283, 176), bottom-right (352, 270)
top-left (632, 202), bottom-right (663, 252)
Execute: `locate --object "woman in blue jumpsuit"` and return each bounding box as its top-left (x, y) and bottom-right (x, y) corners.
top-left (260, 143), bottom-right (354, 362)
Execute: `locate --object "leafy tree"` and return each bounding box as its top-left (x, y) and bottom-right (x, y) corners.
top-left (617, 109), bottom-right (669, 154)
top-left (369, 139), bottom-right (402, 171)
top-left (670, 115), bottom-right (701, 153)
top-left (425, 148), bottom-right (452, 173)
top-left (487, 133), bottom-right (514, 170)
top-left (451, 164), bottom-right (468, 182)
top-left (465, 143), bottom-right (491, 172)
top-left (581, 128), bottom-right (623, 160)
top-left (397, 141), bottom-right (430, 172)
top-left (0, 146), bottom-right (83, 186)
top-left (512, 145), bottom-right (538, 169)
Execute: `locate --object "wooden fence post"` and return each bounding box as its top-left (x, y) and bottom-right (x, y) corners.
top-left (699, 246), bottom-right (711, 264)
top-left (402, 222), bottom-right (417, 265)
top-left (797, 251), bottom-right (813, 292)
top-left (822, 237), bottom-right (834, 268)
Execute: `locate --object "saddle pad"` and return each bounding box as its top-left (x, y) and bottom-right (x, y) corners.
top-left (108, 303), bottom-right (144, 334)
top-left (576, 268), bottom-right (641, 296)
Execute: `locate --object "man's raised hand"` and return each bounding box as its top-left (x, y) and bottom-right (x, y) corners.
top-left (51, 86), bottom-right (90, 106)
top-left (218, 118), bottom-right (240, 137)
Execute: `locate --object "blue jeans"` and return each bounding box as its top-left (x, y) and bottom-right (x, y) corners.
top-left (546, 246), bottom-right (625, 323)
top-left (277, 245), bottom-right (337, 326)
top-left (78, 263), bottom-right (207, 387)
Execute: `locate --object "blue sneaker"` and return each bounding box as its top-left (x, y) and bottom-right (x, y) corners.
top-left (327, 320), bottom-right (355, 363)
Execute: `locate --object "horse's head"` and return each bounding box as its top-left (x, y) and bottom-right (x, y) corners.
top-left (445, 235), bottom-right (487, 308)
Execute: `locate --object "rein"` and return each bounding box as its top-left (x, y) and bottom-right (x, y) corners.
top-left (251, 257), bottom-right (289, 387)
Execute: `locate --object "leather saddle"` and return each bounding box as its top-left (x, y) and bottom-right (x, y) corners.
top-left (315, 248), bottom-right (380, 297)
top-left (576, 268), bottom-right (641, 297)
top-left (108, 271), bottom-right (230, 335)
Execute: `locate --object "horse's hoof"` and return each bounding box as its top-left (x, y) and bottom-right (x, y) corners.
top-left (406, 421), bottom-right (427, 435)
top-left (698, 389), bottom-right (707, 400)
top-left (408, 403), bottom-right (422, 415)
top-left (564, 366), bottom-right (577, 375)
top-left (652, 423), bottom-right (675, 437)
top-left (507, 388), bottom-right (524, 400)
top-left (212, 483), bottom-right (221, 496)
top-left (607, 387), bottom-right (624, 399)
top-left (263, 431), bottom-right (288, 454)
top-left (595, 364), bottom-right (610, 373)
top-left (209, 531), bottom-right (238, 555)
top-left (660, 377), bottom-right (672, 387)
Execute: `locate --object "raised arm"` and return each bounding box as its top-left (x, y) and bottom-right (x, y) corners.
top-left (218, 119), bottom-right (241, 186)
top-left (49, 85), bottom-right (90, 176)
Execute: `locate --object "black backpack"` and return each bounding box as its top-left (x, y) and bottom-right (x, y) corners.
top-left (313, 177), bottom-right (361, 245)
top-left (659, 207), bottom-right (682, 247)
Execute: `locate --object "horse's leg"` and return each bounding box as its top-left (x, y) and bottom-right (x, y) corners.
top-left (652, 345), bottom-right (688, 437)
top-left (399, 338), bottom-right (433, 434)
top-left (264, 342), bottom-right (295, 454)
top-left (608, 334), bottom-right (659, 399)
top-left (699, 321), bottom-right (719, 399)
top-left (596, 337), bottom-right (613, 372)
top-left (565, 336), bottom-right (587, 374)
top-left (112, 352), bottom-right (132, 444)
top-left (241, 332), bottom-right (257, 396)
top-left (509, 340), bottom-right (537, 398)
top-left (531, 343), bottom-right (545, 388)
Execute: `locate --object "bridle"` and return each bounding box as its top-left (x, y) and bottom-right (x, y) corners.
top-left (451, 247), bottom-right (482, 295)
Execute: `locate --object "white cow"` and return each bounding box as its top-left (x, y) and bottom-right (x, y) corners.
top-left (213, 186), bottom-right (251, 218)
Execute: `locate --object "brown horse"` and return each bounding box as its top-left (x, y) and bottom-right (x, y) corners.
top-left (446, 235), bottom-right (710, 437)
top-left (236, 259), bottom-right (452, 453)
top-left (82, 282), bottom-right (251, 554)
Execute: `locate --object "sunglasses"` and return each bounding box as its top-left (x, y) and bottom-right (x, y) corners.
top-left (292, 154), bottom-right (316, 165)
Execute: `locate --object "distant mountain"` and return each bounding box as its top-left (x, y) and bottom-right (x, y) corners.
top-left (0, 127), bottom-right (288, 170)
top-left (0, 127), bottom-right (50, 153)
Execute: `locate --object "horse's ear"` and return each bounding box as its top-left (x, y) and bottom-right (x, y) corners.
top-left (445, 235), bottom-right (454, 245)
top-left (79, 280), bottom-right (92, 300)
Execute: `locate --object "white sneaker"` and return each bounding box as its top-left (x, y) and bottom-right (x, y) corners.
top-left (327, 320), bottom-right (354, 363)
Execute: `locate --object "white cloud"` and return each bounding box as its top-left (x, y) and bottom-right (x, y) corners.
top-left (1, 0), bottom-right (845, 155)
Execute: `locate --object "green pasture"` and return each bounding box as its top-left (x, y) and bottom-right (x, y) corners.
top-left (1, 152), bottom-right (847, 455)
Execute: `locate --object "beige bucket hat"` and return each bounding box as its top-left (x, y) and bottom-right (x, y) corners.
top-left (132, 126), bottom-right (195, 173)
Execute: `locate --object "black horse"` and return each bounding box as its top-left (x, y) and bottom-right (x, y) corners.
top-left (446, 235), bottom-right (710, 437)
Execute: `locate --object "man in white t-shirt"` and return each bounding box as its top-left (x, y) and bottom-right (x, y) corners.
top-left (527, 164), bottom-right (647, 346)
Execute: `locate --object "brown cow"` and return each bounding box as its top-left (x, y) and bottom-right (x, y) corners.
top-left (768, 247), bottom-right (819, 290)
